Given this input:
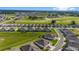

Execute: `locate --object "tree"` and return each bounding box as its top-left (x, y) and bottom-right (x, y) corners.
top-left (71, 21), bottom-right (76, 25)
top-left (51, 20), bottom-right (56, 25)
top-left (28, 16), bottom-right (32, 19)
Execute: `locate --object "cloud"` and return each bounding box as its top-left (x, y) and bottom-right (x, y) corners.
top-left (53, 7), bottom-right (78, 11)
top-left (53, 7), bottom-right (71, 11)
top-left (52, 7), bottom-right (58, 10)
top-left (68, 8), bottom-right (76, 11)
top-left (57, 7), bottom-right (68, 10)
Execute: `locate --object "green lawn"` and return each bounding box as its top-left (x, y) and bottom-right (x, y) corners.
top-left (0, 32), bottom-right (51, 50)
top-left (51, 39), bottom-right (58, 46)
top-left (15, 20), bottom-right (51, 24)
top-left (0, 29), bottom-right (57, 51)
top-left (52, 17), bottom-right (79, 25)
top-left (70, 29), bottom-right (79, 36)
top-left (56, 21), bottom-right (71, 25)
top-left (5, 19), bottom-right (51, 24)
top-left (4, 16), bottom-right (79, 24)
top-left (52, 16), bottom-right (79, 21)
top-left (15, 16), bottom-right (79, 24)
top-left (4, 15), bottom-right (51, 24)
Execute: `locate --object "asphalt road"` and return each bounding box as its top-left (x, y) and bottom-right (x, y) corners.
top-left (52, 29), bottom-right (65, 51)
top-left (60, 29), bottom-right (79, 51)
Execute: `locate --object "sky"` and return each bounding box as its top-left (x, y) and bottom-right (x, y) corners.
top-left (0, 7), bottom-right (78, 11)
top-left (0, 0), bottom-right (79, 11)
top-left (0, 0), bottom-right (79, 7)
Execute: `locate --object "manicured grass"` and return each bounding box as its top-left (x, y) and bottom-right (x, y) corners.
top-left (5, 19), bottom-right (51, 24)
top-left (21, 16), bottom-right (79, 24)
top-left (0, 32), bottom-right (51, 50)
top-left (15, 20), bottom-right (51, 24)
top-left (51, 39), bottom-right (58, 46)
top-left (52, 16), bottom-right (79, 25)
top-left (56, 21), bottom-right (71, 25)
top-left (71, 29), bottom-right (79, 36)
top-left (51, 29), bottom-right (57, 34)
top-left (5, 16), bottom-right (79, 24)
top-left (5, 14), bottom-right (15, 17)
top-left (52, 16), bottom-right (79, 21)
top-left (4, 15), bottom-right (79, 24)
top-left (0, 29), bottom-right (57, 50)
top-left (4, 15), bottom-right (51, 24)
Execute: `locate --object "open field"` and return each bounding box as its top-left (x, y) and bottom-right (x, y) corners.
top-left (56, 21), bottom-right (79, 25)
top-left (5, 20), bottom-right (51, 24)
top-left (3, 16), bottom-right (79, 24)
top-left (71, 29), bottom-right (79, 36)
top-left (5, 14), bottom-right (16, 18)
top-left (5, 16), bottom-right (51, 24)
top-left (52, 17), bottom-right (79, 25)
top-left (0, 29), bottom-right (56, 51)
top-left (52, 16), bottom-right (79, 21)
